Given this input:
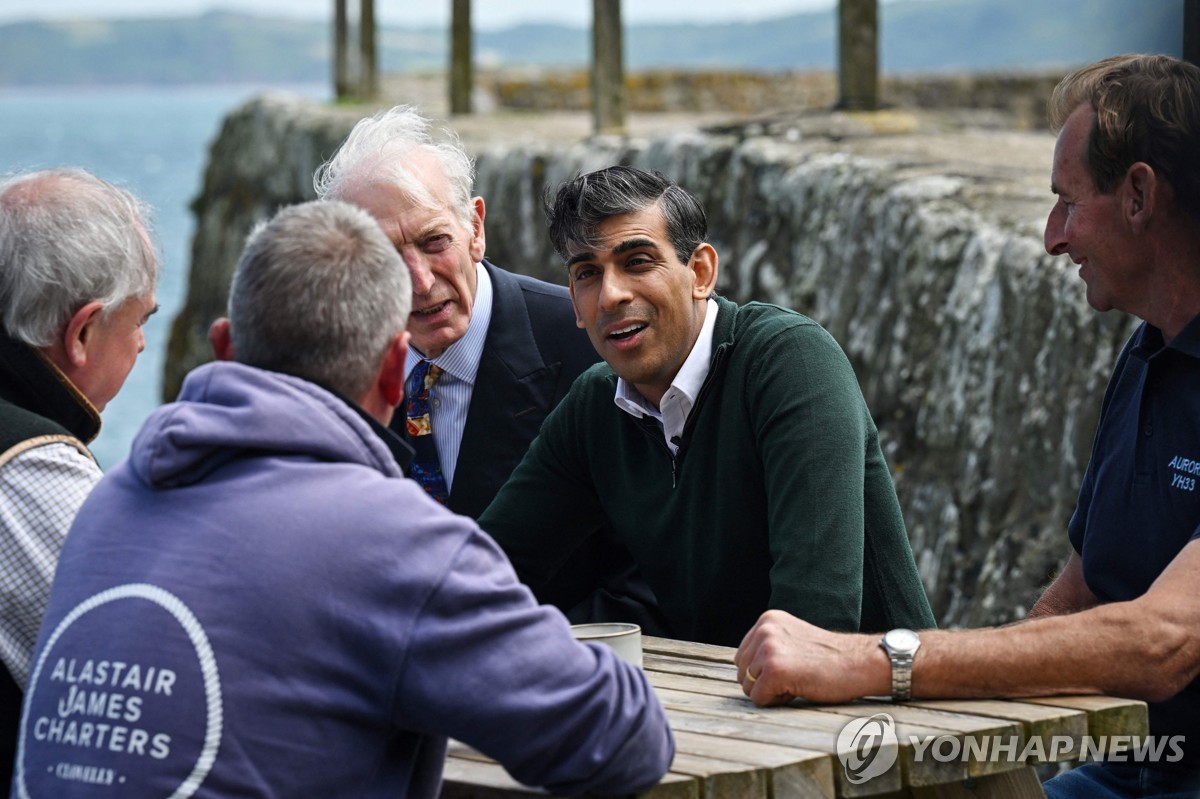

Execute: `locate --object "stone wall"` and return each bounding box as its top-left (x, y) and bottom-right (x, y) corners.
top-left (166, 93), bottom-right (1137, 629)
top-left (483, 69), bottom-right (1064, 130)
top-left (163, 95), bottom-right (364, 395)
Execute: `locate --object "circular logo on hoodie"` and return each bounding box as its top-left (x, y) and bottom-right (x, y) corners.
top-left (15, 584), bottom-right (223, 798)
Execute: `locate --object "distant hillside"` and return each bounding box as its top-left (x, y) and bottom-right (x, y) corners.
top-left (0, 0), bottom-right (1183, 86)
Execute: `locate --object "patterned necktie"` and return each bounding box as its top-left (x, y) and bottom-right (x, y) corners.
top-left (405, 360), bottom-right (449, 504)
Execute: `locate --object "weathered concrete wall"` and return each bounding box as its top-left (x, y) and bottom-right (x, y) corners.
top-left (167, 94), bottom-right (1137, 629)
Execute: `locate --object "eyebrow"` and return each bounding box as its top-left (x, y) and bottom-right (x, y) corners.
top-left (416, 223), bottom-right (452, 241)
top-left (565, 237), bottom-right (660, 268)
top-left (143, 304), bottom-right (160, 323)
top-left (614, 238), bottom-right (658, 255)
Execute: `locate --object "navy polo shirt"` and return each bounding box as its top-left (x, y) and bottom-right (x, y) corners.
top-left (1068, 313), bottom-right (1200, 768)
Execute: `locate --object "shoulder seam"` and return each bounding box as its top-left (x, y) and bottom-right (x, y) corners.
top-left (0, 435), bottom-right (95, 470)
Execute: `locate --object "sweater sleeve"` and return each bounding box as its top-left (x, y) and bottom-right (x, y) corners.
top-left (477, 379), bottom-right (610, 608)
top-left (396, 523), bottom-right (674, 795)
top-left (747, 320), bottom-right (877, 631)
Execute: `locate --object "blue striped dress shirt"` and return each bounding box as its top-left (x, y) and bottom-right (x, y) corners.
top-left (404, 262), bottom-right (493, 492)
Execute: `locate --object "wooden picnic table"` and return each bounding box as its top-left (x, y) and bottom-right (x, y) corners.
top-left (440, 636), bottom-right (1149, 799)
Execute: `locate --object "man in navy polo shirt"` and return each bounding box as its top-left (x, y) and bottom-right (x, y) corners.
top-left (731, 54), bottom-right (1200, 799)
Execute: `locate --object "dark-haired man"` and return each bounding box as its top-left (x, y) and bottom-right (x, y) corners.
top-left (480, 165), bottom-right (934, 647)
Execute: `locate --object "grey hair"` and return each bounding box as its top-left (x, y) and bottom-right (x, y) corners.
top-left (228, 200), bottom-right (412, 400)
top-left (545, 165), bottom-right (708, 265)
top-left (314, 105), bottom-right (476, 230)
top-left (0, 168), bottom-right (158, 347)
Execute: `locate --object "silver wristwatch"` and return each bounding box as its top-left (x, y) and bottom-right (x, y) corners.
top-left (879, 628), bottom-right (921, 701)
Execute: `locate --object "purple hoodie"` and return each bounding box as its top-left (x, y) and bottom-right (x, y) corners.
top-left (13, 362), bottom-right (673, 798)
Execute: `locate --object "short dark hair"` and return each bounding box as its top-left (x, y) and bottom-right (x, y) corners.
top-left (545, 166), bottom-right (708, 265)
top-left (1050, 54), bottom-right (1200, 221)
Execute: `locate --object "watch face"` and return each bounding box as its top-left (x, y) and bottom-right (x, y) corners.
top-left (885, 628), bottom-right (920, 653)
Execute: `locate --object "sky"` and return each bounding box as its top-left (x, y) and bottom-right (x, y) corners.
top-left (0, 0), bottom-right (841, 30)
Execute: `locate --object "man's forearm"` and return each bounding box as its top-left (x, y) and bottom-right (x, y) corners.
top-left (914, 593), bottom-right (1198, 702)
top-left (739, 543), bottom-right (1200, 707)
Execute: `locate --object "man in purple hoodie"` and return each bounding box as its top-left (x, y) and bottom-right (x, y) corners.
top-left (12, 200), bottom-right (674, 798)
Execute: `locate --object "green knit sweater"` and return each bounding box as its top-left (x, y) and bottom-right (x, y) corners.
top-left (480, 296), bottom-right (934, 646)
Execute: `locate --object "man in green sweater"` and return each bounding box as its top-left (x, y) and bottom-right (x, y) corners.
top-left (478, 166), bottom-right (932, 647)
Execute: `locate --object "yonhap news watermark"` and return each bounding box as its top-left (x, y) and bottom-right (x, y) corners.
top-left (836, 713), bottom-right (1185, 785)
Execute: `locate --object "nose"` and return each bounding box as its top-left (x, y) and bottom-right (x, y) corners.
top-left (597, 270), bottom-right (633, 312)
top-left (1044, 201), bottom-right (1069, 256)
top-left (405, 254), bottom-right (437, 296)
top-left (137, 327), bottom-right (146, 354)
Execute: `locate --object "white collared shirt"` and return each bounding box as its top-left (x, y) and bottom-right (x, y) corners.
top-left (404, 262), bottom-right (493, 491)
top-left (614, 298), bottom-right (719, 455)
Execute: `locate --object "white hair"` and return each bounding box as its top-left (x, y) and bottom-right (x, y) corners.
top-left (314, 105), bottom-right (476, 230)
top-left (0, 168), bottom-right (158, 347)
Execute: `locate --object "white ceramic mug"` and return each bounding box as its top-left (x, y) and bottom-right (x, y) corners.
top-left (570, 622), bottom-right (643, 667)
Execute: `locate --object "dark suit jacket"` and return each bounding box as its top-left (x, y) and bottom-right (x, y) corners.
top-left (390, 260), bottom-right (597, 518)
top-left (390, 260), bottom-right (669, 633)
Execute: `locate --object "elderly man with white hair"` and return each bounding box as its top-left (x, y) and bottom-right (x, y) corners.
top-left (315, 105), bottom-right (663, 630)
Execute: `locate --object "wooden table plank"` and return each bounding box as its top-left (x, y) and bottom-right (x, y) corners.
top-left (854, 767), bottom-right (1047, 799)
top-left (644, 636), bottom-right (738, 664)
top-left (653, 686), bottom-right (975, 792)
top-left (442, 742), bottom-right (700, 799)
top-left (648, 670), bottom-right (749, 699)
top-left (441, 758), bottom-right (699, 799)
top-left (436, 640), bottom-right (1146, 799)
top-left (810, 703), bottom-right (1024, 780)
top-left (667, 751), bottom-right (768, 799)
top-left (1020, 696), bottom-right (1148, 739)
top-left (815, 703), bottom-right (1023, 738)
top-left (663, 707), bottom-right (897, 798)
top-left (673, 729), bottom-right (835, 798)
top-left (644, 653), bottom-right (739, 682)
top-left (905, 701), bottom-right (1086, 744)
top-left (642, 644), bottom-right (1095, 783)
top-left (907, 766), bottom-right (1046, 799)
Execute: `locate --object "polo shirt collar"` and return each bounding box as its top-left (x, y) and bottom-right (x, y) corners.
top-left (1165, 313), bottom-right (1200, 359)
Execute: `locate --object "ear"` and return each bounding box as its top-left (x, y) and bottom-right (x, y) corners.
top-left (467, 196), bottom-right (487, 263)
top-left (62, 301), bottom-right (106, 367)
top-left (688, 243), bottom-right (719, 300)
top-left (374, 328), bottom-right (412, 417)
top-left (1125, 161), bottom-right (1157, 234)
top-left (208, 317), bottom-right (235, 361)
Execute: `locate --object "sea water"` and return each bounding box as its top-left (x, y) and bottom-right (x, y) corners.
top-left (0, 83), bottom-right (327, 468)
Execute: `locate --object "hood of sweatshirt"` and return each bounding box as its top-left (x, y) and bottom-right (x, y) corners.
top-left (130, 361), bottom-right (405, 489)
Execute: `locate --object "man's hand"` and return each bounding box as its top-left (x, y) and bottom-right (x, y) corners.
top-left (734, 610), bottom-right (888, 706)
